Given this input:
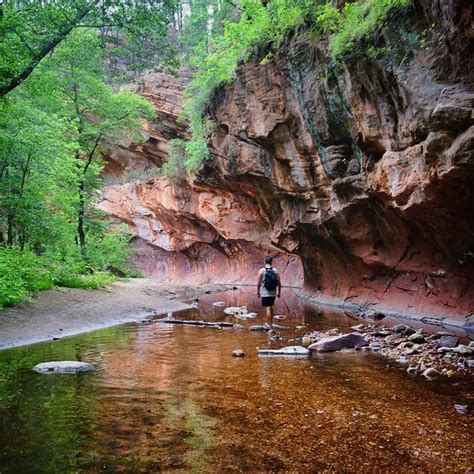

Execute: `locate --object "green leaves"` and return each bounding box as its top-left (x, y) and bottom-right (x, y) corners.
top-left (0, 0), bottom-right (175, 96)
top-left (0, 24), bottom-right (155, 307)
top-left (176, 0), bottom-right (413, 171)
top-left (326, 0), bottom-right (413, 59)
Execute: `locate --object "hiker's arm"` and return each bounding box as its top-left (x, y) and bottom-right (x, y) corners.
top-left (257, 270), bottom-right (262, 296)
top-left (277, 273), bottom-right (282, 297)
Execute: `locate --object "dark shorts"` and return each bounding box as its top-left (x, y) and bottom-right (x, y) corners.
top-left (261, 296), bottom-right (276, 307)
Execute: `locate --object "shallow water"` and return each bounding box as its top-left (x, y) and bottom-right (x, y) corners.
top-left (0, 289), bottom-right (473, 473)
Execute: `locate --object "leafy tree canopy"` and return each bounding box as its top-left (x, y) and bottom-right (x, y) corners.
top-left (0, 0), bottom-right (176, 96)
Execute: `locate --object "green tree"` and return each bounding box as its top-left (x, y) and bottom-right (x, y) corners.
top-left (34, 30), bottom-right (154, 251)
top-left (0, 96), bottom-right (76, 248)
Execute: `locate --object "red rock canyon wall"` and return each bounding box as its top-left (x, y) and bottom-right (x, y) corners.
top-left (99, 0), bottom-right (473, 321)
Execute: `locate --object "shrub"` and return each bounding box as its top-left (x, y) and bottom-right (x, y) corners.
top-left (0, 247), bottom-right (54, 308)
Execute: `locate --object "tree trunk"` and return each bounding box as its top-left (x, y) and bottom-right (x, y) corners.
top-left (77, 178), bottom-right (86, 252)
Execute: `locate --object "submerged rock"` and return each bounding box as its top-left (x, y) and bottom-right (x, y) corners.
top-left (232, 349), bottom-right (245, 357)
top-left (257, 346), bottom-right (309, 356)
top-left (308, 333), bottom-right (368, 352)
top-left (33, 361), bottom-right (94, 374)
top-left (362, 311), bottom-right (386, 321)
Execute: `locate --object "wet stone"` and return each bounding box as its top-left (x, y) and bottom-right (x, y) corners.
top-left (308, 333), bottom-right (368, 352)
top-left (392, 324), bottom-right (408, 334)
top-left (423, 367), bottom-right (441, 379)
top-left (33, 361), bottom-right (94, 374)
top-left (454, 404), bottom-right (468, 415)
top-left (408, 333), bottom-right (426, 344)
top-left (436, 335), bottom-right (459, 348)
top-left (258, 346), bottom-right (309, 356)
top-left (250, 324), bottom-right (270, 332)
top-left (232, 349), bottom-right (245, 357)
top-left (452, 345), bottom-right (474, 355)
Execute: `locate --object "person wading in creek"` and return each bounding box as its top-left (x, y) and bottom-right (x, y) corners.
top-left (257, 256), bottom-right (282, 320)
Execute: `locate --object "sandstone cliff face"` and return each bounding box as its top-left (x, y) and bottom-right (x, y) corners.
top-left (99, 0), bottom-right (473, 321)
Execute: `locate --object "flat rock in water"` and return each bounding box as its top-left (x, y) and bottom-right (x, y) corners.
top-left (258, 346), bottom-right (309, 356)
top-left (224, 306), bottom-right (248, 315)
top-left (309, 333), bottom-right (368, 352)
top-left (235, 312), bottom-right (257, 320)
top-left (33, 361), bottom-right (94, 374)
top-left (452, 345), bottom-right (473, 355)
top-left (250, 324), bottom-right (270, 332)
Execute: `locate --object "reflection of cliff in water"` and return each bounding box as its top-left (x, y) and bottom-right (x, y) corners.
top-left (1, 291), bottom-right (473, 472)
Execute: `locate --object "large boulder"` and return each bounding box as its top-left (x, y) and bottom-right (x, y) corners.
top-left (33, 361), bottom-right (94, 374)
top-left (308, 333), bottom-right (368, 352)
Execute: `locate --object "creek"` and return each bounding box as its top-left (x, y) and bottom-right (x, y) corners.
top-left (0, 288), bottom-right (472, 472)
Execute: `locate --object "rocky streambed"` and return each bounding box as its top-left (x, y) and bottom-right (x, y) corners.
top-left (295, 323), bottom-right (474, 381)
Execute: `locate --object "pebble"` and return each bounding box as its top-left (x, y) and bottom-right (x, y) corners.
top-left (423, 367), bottom-right (441, 379)
top-left (351, 324), bottom-right (365, 332)
top-left (437, 346), bottom-right (453, 353)
top-left (454, 404), bottom-right (468, 415)
top-left (232, 349), bottom-right (245, 357)
top-left (392, 324), bottom-right (408, 333)
top-left (408, 333), bottom-right (426, 344)
top-left (212, 301), bottom-right (226, 307)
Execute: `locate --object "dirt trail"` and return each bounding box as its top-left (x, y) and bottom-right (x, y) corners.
top-left (0, 278), bottom-right (227, 350)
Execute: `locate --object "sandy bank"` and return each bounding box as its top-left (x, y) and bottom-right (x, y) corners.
top-left (0, 278), bottom-right (227, 350)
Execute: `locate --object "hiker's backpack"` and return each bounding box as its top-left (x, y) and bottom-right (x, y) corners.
top-left (263, 268), bottom-right (278, 291)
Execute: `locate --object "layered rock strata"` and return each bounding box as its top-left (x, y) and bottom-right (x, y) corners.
top-left (100, 0), bottom-right (473, 321)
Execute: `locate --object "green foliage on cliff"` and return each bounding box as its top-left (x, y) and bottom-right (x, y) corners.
top-left (175, 0), bottom-right (412, 172)
top-left (320, 0), bottom-right (413, 58)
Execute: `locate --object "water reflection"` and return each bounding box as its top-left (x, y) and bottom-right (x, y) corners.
top-left (0, 288), bottom-right (472, 472)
